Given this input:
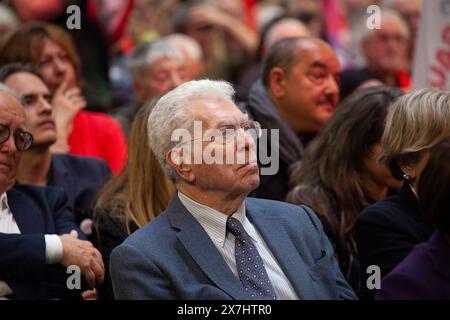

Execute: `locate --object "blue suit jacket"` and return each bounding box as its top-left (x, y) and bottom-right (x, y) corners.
top-left (110, 195), bottom-right (356, 300)
top-left (0, 184), bottom-right (85, 299)
top-left (48, 154), bottom-right (111, 229)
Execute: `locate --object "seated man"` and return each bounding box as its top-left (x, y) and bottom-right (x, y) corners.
top-left (0, 85), bottom-right (104, 299)
top-left (110, 79), bottom-right (356, 300)
top-left (0, 63), bottom-right (112, 237)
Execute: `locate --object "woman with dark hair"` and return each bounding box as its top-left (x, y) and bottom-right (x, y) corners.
top-left (376, 139), bottom-right (450, 300)
top-left (93, 101), bottom-right (175, 300)
top-left (287, 86), bottom-right (404, 291)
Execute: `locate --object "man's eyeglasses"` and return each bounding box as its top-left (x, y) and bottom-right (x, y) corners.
top-left (175, 120), bottom-right (262, 148)
top-left (0, 123), bottom-right (33, 151)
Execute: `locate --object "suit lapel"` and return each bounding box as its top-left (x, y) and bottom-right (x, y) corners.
top-left (168, 195), bottom-right (249, 300)
top-left (49, 156), bottom-right (74, 208)
top-left (7, 187), bottom-right (44, 234)
top-left (247, 203), bottom-right (318, 299)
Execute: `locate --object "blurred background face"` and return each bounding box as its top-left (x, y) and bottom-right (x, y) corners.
top-left (4, 72), bottom-right (56, 148)
top-left (186, 98), bottom-right (259, 196)
top-left (0, 94), bottom-right (25, 192)
top-left (362, 17), bottom-right (408, 72)
top-left (280, 43), bottom-right (340, 133)
top-left (362, 143), bottom-right (404, 195)
top-left (135, 58), bottom-right (187, 102)
top-left (38, 38), bottom-right (77, 93)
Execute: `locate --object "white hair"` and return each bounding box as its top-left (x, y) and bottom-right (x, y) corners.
top-left (126, 38), bottom-right (184, 82)
top-left (0, 83), bottom-right (22, 104)
top-left (147, 79), bottom-right (235, 181)
top-left (166, 33), bottom-right (203, 61)
top-left (0, 4), bottom-right (19, 31)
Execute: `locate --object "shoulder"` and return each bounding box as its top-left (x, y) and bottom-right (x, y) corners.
top-left (52, 153), bottom-right (110, 175)
top-left (118, 213), bottom-right (172, 251)
top-left (77, 111), bottom-right (123, 130)
top-left (9, 184), bottom-right (68, 209)
top-left (356, 194), bottom-right (405, 225)
top-left (246, 197), bottom-right (322, 230)
top-left (377, 243), bottom-right (437, 299)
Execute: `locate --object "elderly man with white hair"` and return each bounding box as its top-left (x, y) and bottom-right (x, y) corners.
top-left (113, 38), bottom-right (188, 136)
top-left (109, 79), bottom-right (356, 300)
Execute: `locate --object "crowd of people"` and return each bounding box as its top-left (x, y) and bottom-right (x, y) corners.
top-left (0, 0), bottom-right (449, 300)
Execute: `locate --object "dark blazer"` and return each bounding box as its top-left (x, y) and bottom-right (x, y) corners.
top-left (110, 194), bottom-right (357, 300)
top-left (375, 232), bottom-right (450, 300)
top-left (0, 184), bottom-right (85, 299)
top-left (48, 154), bottom-right (111, 231)
top-left (355, 184), bottom-right (434, 298)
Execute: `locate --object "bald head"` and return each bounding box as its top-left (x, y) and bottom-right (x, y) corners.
top-left (262, 37), bottom-right (336, 86)
top-left (264, 18), bottom-right (310, 52)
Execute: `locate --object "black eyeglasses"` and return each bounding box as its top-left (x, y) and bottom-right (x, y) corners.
top-left (0, 123), bottom-right (33, 151)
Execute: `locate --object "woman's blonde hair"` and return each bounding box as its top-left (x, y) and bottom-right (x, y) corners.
top-left (379, 88), bottom-right (450, 167)
top-left (94, 101), bottom-right (175, 234)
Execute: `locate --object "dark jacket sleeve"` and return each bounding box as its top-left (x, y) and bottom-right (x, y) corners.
top-left (93, 211), bottom-right (134, 300)
top-left (0, 234), bottom-right (46, 279)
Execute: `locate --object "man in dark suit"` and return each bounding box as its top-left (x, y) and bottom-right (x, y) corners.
top-left (0, 84), bottom-right (104, 299)
top-left (1, 63), bottom-right (112, 237)
top-left (110, 79), bottom-right (356, 300)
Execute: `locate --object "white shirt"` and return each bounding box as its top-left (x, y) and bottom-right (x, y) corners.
top-left (178, 192), bottom-right (299, 300)
top-left (0, 192), bottom-right (63, 297)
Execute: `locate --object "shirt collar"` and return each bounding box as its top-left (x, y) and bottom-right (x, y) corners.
top-left (178, 191), bottom-right (255, 247)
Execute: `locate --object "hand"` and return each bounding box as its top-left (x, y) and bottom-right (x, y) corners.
top-left (50, 81), bottom-right (87, 153)
top-left (59, 233), bottom-right (104, 290)
top-left (81, 289), bottom-right (97, 300)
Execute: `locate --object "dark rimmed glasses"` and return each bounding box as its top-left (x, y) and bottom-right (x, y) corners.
top-left (0, 123), bottom-right (33, 151)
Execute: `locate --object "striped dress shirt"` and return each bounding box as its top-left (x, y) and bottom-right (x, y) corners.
top-left (178, 192), bottom-right (299, 300)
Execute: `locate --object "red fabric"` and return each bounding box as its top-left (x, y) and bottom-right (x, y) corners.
top-left (68, 111), bottom-right (127, 174)
top-left (243, 0), bottom-right (256, 31)
top-left (397, 70), bottom-right (411, 92)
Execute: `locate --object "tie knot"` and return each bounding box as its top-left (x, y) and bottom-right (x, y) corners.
top-left (227, 217), bottom-right (246, 236)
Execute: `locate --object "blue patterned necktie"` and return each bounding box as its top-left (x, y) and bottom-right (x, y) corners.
top-left (226, 217), bottom-right (277, 300)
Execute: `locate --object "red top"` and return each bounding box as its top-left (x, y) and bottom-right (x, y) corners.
top-left (68, 111), bottom-right (127, 174)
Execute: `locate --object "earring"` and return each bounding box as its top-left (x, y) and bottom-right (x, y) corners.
top-left (403, 173), bottom-right (411, 181)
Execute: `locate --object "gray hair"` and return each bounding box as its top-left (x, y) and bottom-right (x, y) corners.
top-left (166, 33), bottom-right (203, 61)
top-left (0, 83), bottom-right (22, 104)
top-left (126, 39), bottom-right (184, 82)
top-left (147, 79), bottom-right (235, 181)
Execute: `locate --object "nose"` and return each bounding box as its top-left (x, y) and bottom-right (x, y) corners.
top-left (324, 75), bottom-right (339, 98)
top-left (39, 97), bottom-right (53, 114)
top-left (169, 72), bottom-right (183, 90)
top-left (54, 57), bottom-right (67, 74)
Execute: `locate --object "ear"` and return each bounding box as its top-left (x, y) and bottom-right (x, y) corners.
top-left (167, 148), bottom-right (195, 183)
top-left (268, 67), bottom-right (287, 98)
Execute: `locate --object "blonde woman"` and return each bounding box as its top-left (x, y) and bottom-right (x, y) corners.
top-left (93, 101), bottom-right (175, 299)
top-left (355, 88), bottom-right (450, 299)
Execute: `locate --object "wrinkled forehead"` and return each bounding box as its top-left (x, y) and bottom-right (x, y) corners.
top-left (190, 97), bottom-right (247, 127)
